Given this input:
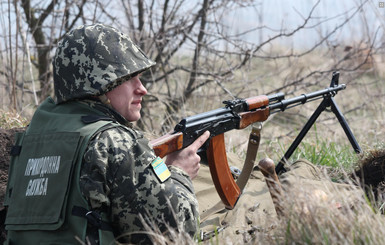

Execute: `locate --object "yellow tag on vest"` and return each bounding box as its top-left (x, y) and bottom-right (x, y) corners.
top-left (151, 157), bottom-right (171, 182)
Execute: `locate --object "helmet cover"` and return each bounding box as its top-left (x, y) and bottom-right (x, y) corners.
top-left (53, 24), bottom-right (155, 103)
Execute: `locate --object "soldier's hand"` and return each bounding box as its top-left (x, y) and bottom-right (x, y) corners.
top-left (165, 131), bottom-right (210, 179)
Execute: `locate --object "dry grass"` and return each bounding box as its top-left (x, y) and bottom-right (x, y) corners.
top-left (277, 196), bottom-right (384, 244)
top-left (272, 174), bottom-right (385, 245)
top-left (133, 171), bottom-right (385, 245)
top-left (0, 109), bottom-right (28, 129)
top-left (0, 40), bottom-right (384, 245)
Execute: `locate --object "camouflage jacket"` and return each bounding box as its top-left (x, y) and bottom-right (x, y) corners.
top-left (79, 100), bottom-right (199, 243)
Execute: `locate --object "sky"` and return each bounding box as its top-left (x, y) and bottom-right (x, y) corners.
top-left (0, 0), bottom-right (383, 54)
top-left (225, 0), bottom-right (384, 49)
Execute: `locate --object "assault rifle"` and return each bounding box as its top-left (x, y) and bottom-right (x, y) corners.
top-left (150, 72), bottom-right (361, 209)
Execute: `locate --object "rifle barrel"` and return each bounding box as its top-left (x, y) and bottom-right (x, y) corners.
top-left (268, 92), bottom-right (285, 103)
top-left (269, 84), bottom-right (346, 114)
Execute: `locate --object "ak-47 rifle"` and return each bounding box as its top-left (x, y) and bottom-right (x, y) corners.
top-left (150, 72), bottom-right (361, 209)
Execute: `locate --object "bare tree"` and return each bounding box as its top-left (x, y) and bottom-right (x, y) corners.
top-left (0, 0), bottom-right (383, 140)
top-left (117, 0), bottom-right (381, 134)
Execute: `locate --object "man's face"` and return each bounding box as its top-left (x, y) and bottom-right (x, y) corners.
top-left (106, 75), bottom-right (147, 122)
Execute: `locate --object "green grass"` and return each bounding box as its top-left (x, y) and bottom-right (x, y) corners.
top-left (290, 140), bottom-right (358, 170)
top-left (264, 123), bottom-right (360, 179)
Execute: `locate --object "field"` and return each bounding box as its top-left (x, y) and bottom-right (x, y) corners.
top-left (0, 1), bottom-right (384, 241)
top-left (179, 51), bottom-right (385, 173)
top-left (0, 53), bottom-right (385, 244)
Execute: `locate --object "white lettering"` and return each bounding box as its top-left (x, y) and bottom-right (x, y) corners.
top-left (23, 156), bottom-right (61, 196)
top-left (25, 178), bottom-right (48, 196)
top-left (24, 156), bottom-right (61, 177)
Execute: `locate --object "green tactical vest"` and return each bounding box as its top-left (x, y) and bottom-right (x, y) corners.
top-left (4, 97), bottom-right (116, 245)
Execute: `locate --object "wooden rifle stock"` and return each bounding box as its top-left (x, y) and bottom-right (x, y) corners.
top-left (151, 132), bottom-right (183, 158)
top-left (150, 131), bottom-right (242, 208)
top-left (259, 158), bottom-right (284, 216)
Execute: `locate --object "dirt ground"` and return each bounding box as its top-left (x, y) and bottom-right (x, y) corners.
top-left (0, 127), bottom-right (384, 243)
top-left (0, 128), bottom-right (24, 205)
top-left (0, 127), bottom-right (24, 243)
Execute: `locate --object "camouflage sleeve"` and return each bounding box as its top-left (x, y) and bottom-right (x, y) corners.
top-left (79, 125), bottom-right (199, 243)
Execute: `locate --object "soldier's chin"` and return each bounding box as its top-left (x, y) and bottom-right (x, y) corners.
top-left (127, 112), bottom-right (141, 122)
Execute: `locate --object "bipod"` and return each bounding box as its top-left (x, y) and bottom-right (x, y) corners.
top-left (275, 71), bottom-right (362, 175)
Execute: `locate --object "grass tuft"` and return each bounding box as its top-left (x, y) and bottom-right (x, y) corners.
top-left (0, 110), bottom-right (28, 129)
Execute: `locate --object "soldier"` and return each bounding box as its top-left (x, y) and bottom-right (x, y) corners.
top-left (4, 24), bottom-right (209, 244)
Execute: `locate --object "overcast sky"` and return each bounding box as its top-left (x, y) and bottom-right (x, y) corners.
top-left (226, 0), bottom-right (384, 49)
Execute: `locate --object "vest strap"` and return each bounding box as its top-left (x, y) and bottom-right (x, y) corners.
top-left (10, 145), bottom-right (22, 156)
top-left (81, 115), bottom-right (114, 124)
top-left (71, 206), bottom-right (113, 231)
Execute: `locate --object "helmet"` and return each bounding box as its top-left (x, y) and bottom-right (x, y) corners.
top-left (53, 24), bottom-right (155, 103)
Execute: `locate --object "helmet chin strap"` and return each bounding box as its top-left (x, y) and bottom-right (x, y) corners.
top-left (98, 94), bottom-right (133, 127)
top-left (99, 94), bottom-right (111, 105)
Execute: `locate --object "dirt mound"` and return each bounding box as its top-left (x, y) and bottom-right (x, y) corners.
top-left (353, 149), bottom-right (385, 201)
top-left (0, 128), bottom-right (24, 205)
top-left (0, 127), bottom-right (25, 243)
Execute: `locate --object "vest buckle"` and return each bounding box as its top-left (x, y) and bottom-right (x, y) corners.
top-left (85, 211), bottom-right (102, 227)
top-left (72, 206), bottom-right (113, 231)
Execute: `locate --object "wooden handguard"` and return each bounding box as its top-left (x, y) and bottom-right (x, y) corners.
top-left (258, 158), bottom-right (284, 217)
top-left (206, 134), bottom-right (240, 209)
top-left (239, 108), bottom-right (270, 129)
top-left (244, 95), bottom-right (269, 110)
top-left (238, 95), bottom-right (270, 129)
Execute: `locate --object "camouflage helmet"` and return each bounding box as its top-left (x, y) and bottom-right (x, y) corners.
top-left (53, 24), bottom-right (156, 103)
